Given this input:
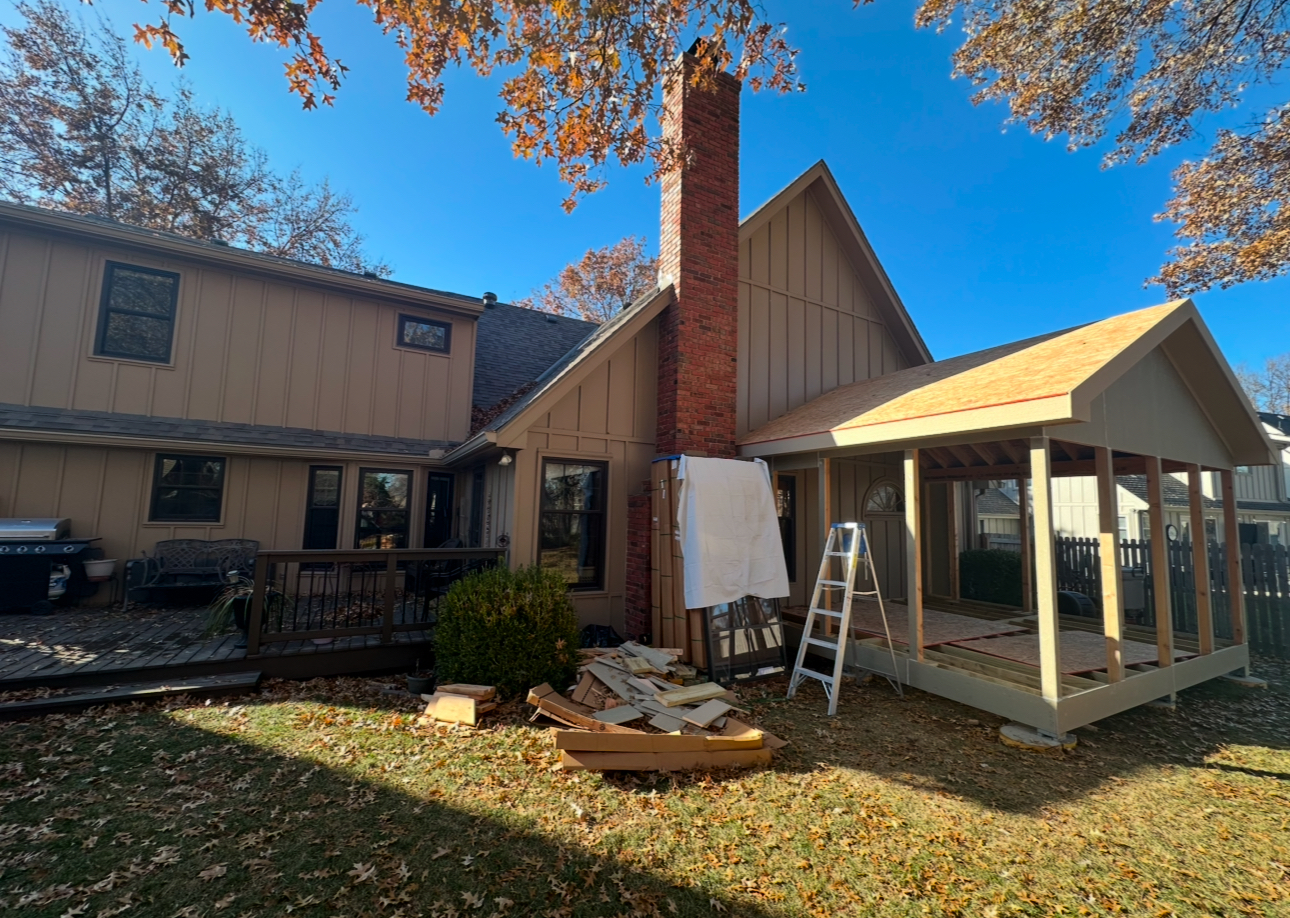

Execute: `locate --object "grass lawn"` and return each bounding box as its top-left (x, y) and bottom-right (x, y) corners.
top-left (1, 660), bottom-right (1287, 918)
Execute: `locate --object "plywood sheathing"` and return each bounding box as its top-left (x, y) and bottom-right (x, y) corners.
top-left (740, 302), bottom-right (1183, 446)
top-left (950, 631), bottom-right (1193, 675)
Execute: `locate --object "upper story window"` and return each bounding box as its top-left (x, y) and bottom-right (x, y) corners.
top-left (397, 314), bottom-right (451, 353)
top-left (95, 263), bottom-right (180, 363)
top-left (150, 454), bottom-right (225, 522)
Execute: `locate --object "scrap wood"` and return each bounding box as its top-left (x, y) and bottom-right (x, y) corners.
top-left (648, 712), bottom-right (686, 732)
top-left (559, 747), bottom-right (772, 772)
top-left (570, 673), bottom-right (597, 706)
top-left (627, 677), bottom-right (658, 695)
top-left (435, 684), bottom-right (496, 701)
top-left (619, 642), bottom-right (677, 671)
top-left (526, 683), bottom-right (643, 734)
top-left (553, 721), bottom-right (765, 753)
top-left (422, 693), bottom-right (496, 727)
top-left (587, 662), bottom-right (636, 701)
top-left (681, 699), bottom-right (733, 728)
top-left (621, 655), bottom-right (658, 675)
top-left (594, 705), bottom-right (644, 725)
top-left (655, 682), bottom-right (728, 708)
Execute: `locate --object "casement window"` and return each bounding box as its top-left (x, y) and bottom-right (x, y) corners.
top-left (539, 459), bottom-right (607, 590)
top-left (95, 262), bottom-right (180, 363)
top-left (397, 314), bottom-right (451, 353)
top-left (150, 454), bottom-right (226, 522)
top-left (356, 469), bottom-right (411, 549)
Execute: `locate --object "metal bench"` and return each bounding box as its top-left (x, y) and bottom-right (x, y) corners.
top-left (124, 538), bottom-right (259, 609)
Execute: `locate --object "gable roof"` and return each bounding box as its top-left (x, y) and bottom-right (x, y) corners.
top-left (472, 302), bottom-right (596, 409)
top-left (1118, 474), bottom-right (1221, 510)
top-left (740, 160), bottom-right (933, 367)
top-left (739, 299), bottom-right (1276, 466)
top-left (977, 487), bottom-right (1020, 517)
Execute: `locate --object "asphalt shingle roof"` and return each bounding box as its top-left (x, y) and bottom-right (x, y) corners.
top-left (976, 487), bottom-right (1020, 517)
top-left (472, 302), bottom-right (596, 410)
top-left (0, 403), bottom-right (455, 456)
top-left (1117, 474), bottom-right (1221, 510)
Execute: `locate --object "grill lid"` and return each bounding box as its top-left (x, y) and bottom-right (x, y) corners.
top-left (0, 518), bottom-right (70, 540)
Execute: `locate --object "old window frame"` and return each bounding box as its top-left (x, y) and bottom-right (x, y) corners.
top-left (95, 262), bottom-right (181, 364)
top-left (539, 458), bottom-right (608, 591)
top-left (396, 314), bottom-right (452, 354)
top-left (149, 454), bottom-right (226, 523)
top-left (355, 468), bottom-right (413, 550)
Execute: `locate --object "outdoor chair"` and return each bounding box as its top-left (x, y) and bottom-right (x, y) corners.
top-left (124, 538), bottom-right (260, 609)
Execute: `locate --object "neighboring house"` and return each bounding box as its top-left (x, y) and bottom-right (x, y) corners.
top-left (0, 50), bottom-right (1276, 653)
top-left (974, 486), bottom-right (1021, 550)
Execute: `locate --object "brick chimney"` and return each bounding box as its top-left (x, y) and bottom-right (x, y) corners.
top-left (655, 54), bottom-right (741, 458)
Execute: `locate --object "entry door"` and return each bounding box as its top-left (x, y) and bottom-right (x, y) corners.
top-left (424, 473), bottom-right (455, 547)
top-left (861, 480), bottom-right (907, 600)
top-left (303, 466), bottom-right (342, 549)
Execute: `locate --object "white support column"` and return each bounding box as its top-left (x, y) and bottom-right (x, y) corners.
top-left (1145, 456), bottom-right (1174, 669)
top-left (1094, 446), bottom-right (1126, 682)
top-left (1030, 437), bottom-right (1062, 704)
top-left (904, 450), bottom-right (923, 663)
top-left (1017, 475), bottom-right (1033, 614)
top-left (1220, 469), bottom-right (1247, 648)
top-left (1187, 463), bottom-right (1214, 655)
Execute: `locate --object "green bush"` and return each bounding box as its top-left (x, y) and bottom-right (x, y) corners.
top-left (960, 549), bottom-right (1024, 607)
top-left (434, 564), bottom-right (580, 697)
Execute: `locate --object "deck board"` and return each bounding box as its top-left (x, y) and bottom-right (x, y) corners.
top-left (950, 630), bottom-right (1195, 674)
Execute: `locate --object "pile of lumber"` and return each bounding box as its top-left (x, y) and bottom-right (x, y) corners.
top-left (526, 643), bottom-right (785, 771)
top-left (419, 683), bottom-right (496, 726)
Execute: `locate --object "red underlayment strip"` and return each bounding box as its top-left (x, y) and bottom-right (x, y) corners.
top-left (949, 630), bottom-right (1195, 675)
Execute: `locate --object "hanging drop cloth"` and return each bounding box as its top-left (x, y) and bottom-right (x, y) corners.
top-left (675, 456), bottom-right (790, 609)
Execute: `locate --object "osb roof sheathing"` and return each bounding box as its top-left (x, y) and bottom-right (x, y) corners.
top-left (739, 301), bottom-right (1186, 447)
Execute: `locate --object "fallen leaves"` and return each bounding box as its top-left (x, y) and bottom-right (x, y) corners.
top-left (198, 863), bottom-right (228, 881)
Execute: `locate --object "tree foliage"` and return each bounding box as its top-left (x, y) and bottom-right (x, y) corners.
top-left (133, 0), bottom-right (801, 210)
top-left (0, 1), bottom-right (387, 274)
top-left (911, 0), bottom-right (1290, 294)
top-left (515, 235), bottom-right (656, 324)
top-left (1237, 353), bottom-right (1290, 415)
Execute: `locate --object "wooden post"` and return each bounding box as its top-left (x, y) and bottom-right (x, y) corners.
top-left (247, 552), bottom-right (269, 656)
top-left (948, 481), bottom-right (961, 601)
top-left (819, 456), bottom-right (834, 636)
top-left (382, 551), bottom-right (398, 643)
top-left (1030, 437), bottom-right (1062, 705)
top-left (1017, 476), bottom-right (1033, 614)
top-left (1145, 456), bottom-right (1174, 668)
top-left (905, 450), bottom-right (924, 663)
top-left (1187, 464), bottom-right (1214, 654)
top-left (1094, 446), bottom-right (1125, 682)
top-left (1220, 469), bottom-right (1247, 646)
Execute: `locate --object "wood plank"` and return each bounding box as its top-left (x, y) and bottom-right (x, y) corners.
top-left (654, 681), bottom-right (728, 707)
top-left (947, 481), bottom-right (961, 601)
top-left (648, 711), bottom-right (687, 732)
top-left (593, 705), bottom-right (644, 724)
top-left (587, 662), bottom-right (637, 701)
top-left (0, 672), bottom-right (261, 721)
top-left (1145, 457), bottom-right (1174, 669)
top-left (436, 683), bottom-right (496, 701)
top-left (1094, 446), bottom-right (1126, 681)
top-left (1017, 474), bottom-right (1033, 613)
top-left (619, 641), bottom-right (676, 671)
top-left (905, 449), bottom-right (924, 661)
top-left (1186, 464), bottom-right (1214, 654)
top-left (1220, 470), bottom-right (1246, 647)
top-left (681, 698), bottom-right (733, 728)
top-left (1030, 436), bottom-right (1062, 703)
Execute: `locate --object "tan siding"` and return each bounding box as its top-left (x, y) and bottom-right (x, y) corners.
top-left (0, 225), bottom-right (475, 441)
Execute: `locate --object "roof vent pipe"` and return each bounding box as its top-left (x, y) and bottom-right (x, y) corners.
top-left (482, 292), bottom-right (498, 307)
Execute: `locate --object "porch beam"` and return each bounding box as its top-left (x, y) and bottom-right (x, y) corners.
top-left (1220, 469), bottom-right (1247, 646)
top-left (922, 456), bottom-right (1148, 482)
top-left (1030, 437), bottom-right (1062, 704)
top-left (905, 449), bottom-right (924, 663)
top-left (1017, 474), bottom-right (1033, 614)
top-left (1145, 456), bottom-right (1175, 669)
top-left (1187, 464), bottom-right (1214, 655)
top-left (1094, 446), bottom-right (1126, 682)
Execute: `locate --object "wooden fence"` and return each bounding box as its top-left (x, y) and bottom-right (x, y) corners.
top-left (1053, 537), bottom-right (1289, 659)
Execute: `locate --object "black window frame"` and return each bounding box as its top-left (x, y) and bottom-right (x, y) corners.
top-left (355, 467), bottom-right (413, 550)
top-left (396, 314), bottom-right (452, 354)
top-left (149, 454), bottom-right (226, 523)
top-left (539, 458), bottom-right (608, 592)
top-left (95, 262), bottom-right (181, 364)
top-left (302, 465), bottom-right (343, 551)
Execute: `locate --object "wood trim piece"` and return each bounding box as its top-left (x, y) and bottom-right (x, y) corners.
top-left (1187, 463), bottom-right (1214, 654)
top-left (1094, 446), bottom-right (1126, 681)
top-left (1220, 469), bottom-right (1246, 646)
top-left (904, 449), bottom-right (923, 662)
top-left (947, 481), bottom-right (960, 601)
top-left (1017, 474), bottom-right (1033, 614)
top-left (1030, 437), bottom-right (1061, 705)
top-left (1144, 457), bottom-right (1174, 669)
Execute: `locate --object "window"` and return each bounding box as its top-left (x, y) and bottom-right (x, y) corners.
top-left (95, 263), bottom-right (180, 363)
top-left (864, 481), bottom-right (905, 515)
top-left (397, 314), bottom-right (451, 353)
top-left (539, 460), bottom-right (606, 590)
top-left (1235, 466), bottom-right (1251, 474)
top-left (302, 466), bottom-right (342, 550)
top-left (775, 475), bottom-right (797, 582)
top-left (150, 455), bottom-right (225, 522)
top-left (356, 469), bottom-right (411, 549)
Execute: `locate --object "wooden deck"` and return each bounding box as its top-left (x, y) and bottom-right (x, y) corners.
top-left (0, 606), bottom-right (430, 690)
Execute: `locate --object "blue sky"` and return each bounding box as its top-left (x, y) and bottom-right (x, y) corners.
top-left (8, 1), bottom-right (1287, 367)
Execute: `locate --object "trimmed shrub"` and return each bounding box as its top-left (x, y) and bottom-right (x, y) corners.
top-left (434, 564), bottom-right (580, 697)
top-left (960, 549), bottom-right (1024, 607)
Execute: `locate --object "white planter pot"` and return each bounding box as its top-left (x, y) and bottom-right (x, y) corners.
top-left (83, 559), bottom-right (117, 581)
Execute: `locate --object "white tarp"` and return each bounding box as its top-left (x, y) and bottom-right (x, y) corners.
top-left (675, 456), bottom-right (791, 609)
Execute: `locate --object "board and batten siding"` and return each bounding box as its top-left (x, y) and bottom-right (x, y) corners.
top-left (0, 227), bottom-right (475, 442)
top-left (737, 187), bottom-right (910, 438)
top-left (500, 324), bottom-right (659, 632)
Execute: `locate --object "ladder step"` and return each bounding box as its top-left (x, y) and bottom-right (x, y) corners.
top-left (795, 668), bottom-right (835, 685)
top-left (825, 552), bottom-right (851, 557)
top-left (804, 637), bottom-right (841, 650)
top-left (819, 580), bottom-right (848, 587)
top-left (808, 608), bottom-right (843, 618)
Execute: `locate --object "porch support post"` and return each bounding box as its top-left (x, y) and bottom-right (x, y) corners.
top-left (1145, 456), bottom-right (1174, 668)
top-left (1187, 464), bottom-right (1214, 654)
top-left (905, 449), bottom-right (924, 663)
top-left (1220, 469), bottom-right (1247, 647)
top-left (1017, 475), bottom-right (1033, 614)
top-left (948, 482), bottom-right (961, 600)
top-left (1030, 437), bottom-right (1062, 704)
top-left (819, 455), bottom-right (833, 636)
top-left (1094, 446), bottom-right (1125, 682)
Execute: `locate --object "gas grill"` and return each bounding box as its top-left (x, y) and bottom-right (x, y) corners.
top-left (0, 518), bottom-right (100, 613)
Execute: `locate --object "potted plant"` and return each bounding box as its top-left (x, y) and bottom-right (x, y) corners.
top-left (205, 571), bottom-right (281, 648)
top-left (406, 662), bottom-right (434, 696)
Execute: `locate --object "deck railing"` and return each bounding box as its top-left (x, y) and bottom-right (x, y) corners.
top-left (246, 548), bottom-right (504, 654)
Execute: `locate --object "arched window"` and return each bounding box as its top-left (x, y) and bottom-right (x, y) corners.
top-left (864, 480), bottom-right (905, 515)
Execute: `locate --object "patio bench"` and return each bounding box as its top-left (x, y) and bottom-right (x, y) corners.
top-left (123, 538), bottom-right (260, 609)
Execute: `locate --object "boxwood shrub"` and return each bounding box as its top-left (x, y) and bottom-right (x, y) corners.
top-left (959, 549), bottom-right (1024, 607)
top-left (434, 564), bottom-right (580, 698)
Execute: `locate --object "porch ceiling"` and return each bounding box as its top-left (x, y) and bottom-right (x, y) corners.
top-left (917, 438), bottom-right (1193, 482)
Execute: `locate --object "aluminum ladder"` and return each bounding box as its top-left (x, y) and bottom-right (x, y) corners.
top-left (786, 522), bottom-right (903, 714)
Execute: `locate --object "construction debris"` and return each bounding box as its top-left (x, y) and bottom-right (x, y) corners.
top-left (526, 642), bottom-right (785, 771)
top-left (419, 685), bottom-right (498, 726)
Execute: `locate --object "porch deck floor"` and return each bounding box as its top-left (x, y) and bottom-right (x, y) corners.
top-left (948, 630), bottom-right (1194, 674)
top-left (0, 606), bottom-right (430, 688)
top-left (785, 599), bottom-right (1028, 646)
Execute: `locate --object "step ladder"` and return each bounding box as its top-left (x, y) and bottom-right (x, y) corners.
top-left (786, 522), bottom-right (903, 714)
